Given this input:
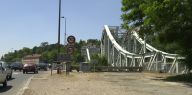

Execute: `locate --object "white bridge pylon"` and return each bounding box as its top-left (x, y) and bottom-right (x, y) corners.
top-left (101, 25), bottom-right (186, 74)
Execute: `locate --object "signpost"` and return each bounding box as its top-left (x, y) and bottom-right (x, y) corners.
top-left (66, 46), bottom-right (74, 54)
top-left (66, 35), bottom-right (76, 75)
top-left (67, 35), bottom-right (75, 54)
top-left (58, 54), bottom-right (72, 62)
top-left (67, 35), bottom-right (75, 55)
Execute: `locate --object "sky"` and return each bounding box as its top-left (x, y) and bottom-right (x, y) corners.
top-left (0, 0), bottom-right (122, 57)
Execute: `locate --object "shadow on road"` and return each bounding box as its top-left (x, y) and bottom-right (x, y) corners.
top-left (8, 78), bottom-right (15, 81)
top-left (0, 86), bottom-right (13, 93)
top-left (24, 72), bottom-right (38, 74)
top-left (151, 73), bottom-right (192, 88)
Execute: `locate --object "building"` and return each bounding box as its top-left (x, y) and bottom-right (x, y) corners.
top-left (22, 54), bottom-right (41, 64)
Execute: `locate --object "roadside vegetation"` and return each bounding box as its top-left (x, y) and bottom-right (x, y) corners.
top-left (1, 39), bottom-right (100, 65)
top-left (121, 0), bottom-right (192, 71)
top-left (164, 73), bottom-right (192, 83)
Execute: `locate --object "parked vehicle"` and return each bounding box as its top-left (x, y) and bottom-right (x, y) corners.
top-left (23, 63), bottom-right (38, 74)
top-left (0, 63), bottom-right (7, 87)
top-left (37, 63), bottom-right (48, 71)
top-left (0, 61), bottom-right (12, 79)
top-left (10, 62), bottom-right (23, 71)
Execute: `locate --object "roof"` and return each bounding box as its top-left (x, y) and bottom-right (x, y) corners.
top-left (23, 54), bottom-right (41, 60)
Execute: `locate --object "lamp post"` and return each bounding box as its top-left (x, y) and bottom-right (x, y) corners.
top-left (61, 17), bottom-right (67, 46)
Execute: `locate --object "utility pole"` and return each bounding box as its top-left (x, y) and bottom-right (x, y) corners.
top-left (58, 0), bottom-right (61, 54)
top-left (57, 0), bottom-right (62, 74)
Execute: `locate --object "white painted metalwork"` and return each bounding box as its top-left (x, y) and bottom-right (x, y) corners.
top-left (86, 48), bottom-right (91, 62)
top-left (101, 25), bottom-right (185, 74)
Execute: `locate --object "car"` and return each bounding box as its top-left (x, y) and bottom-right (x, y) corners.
top-left (10, 62), bottom-right (23, 71)
top-left (0, 61), bottom-right (12, 79)
top-left (0, 63), bottom-right (7, 87)
top-left (37, 63), bottom-right (48, 71)
top-left (23, 63), bottom-right (38, 74)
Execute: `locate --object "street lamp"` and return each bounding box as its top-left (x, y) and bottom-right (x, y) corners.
top-left (61, 16), bottom-right (67, 46)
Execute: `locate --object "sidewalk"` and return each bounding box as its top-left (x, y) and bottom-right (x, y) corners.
top-left (23, 71), bottom-right (123, 95)
top-left (22, 71), bottom-right (192, 95)
top-left (23, 71), bottom-right (137, 95)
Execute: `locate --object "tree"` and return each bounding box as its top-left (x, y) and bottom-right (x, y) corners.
top-left (3, 39), bottom-right (101, 65)
top-left (121, 0), bottom-right (145, 30)
top-left (121, 0), bottom-right (192, 71)
top-left (73, 53), bottom-right (85, 65)
top-left (22, 47), bottom-right (31, 56)
top-left (87, 39), bottom-right (101, 47)
top-left (40, 42), bottom-right (49, 47)
top-left (91, 54), bottom-right (108, 66)
top-left (1, 56), bottom-right (4, 61)
top-left (79, 40), bottom-right (86, 46)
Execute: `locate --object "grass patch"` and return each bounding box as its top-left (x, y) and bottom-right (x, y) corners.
top-left (164, 73), bottom-right (192, 83)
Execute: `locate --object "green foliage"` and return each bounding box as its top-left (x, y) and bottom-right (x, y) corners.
top-left (182, 50), bottom-right (192, 71)
top-left (2, 39), bottom-right (101, 65)
top-left (121, 0), bottom-right (145, 30)
top-left (91, 54), bottom-right (108, 66)
top-left (87, 39), bottom-right (101, 47)
top-left (72, 53), bottom-right (85, 65)
top-left (164, 73), bottom-right (192, 83)
top-left (40, 42), bottom-right (49, 47)
top-left (121, 0), bottom-right (192, 71)
top-left (2, 42), bottom-right (59, 63)
top-left (72, 39), bottom-right (100, 65)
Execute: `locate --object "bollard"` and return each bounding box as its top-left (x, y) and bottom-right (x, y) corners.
top-left (57, 67), bottom-right (61, 74)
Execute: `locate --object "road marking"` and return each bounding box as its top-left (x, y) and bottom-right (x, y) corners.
top-left (13, 72), bottom-right (19, 75)
top-left (16, 76), bottom-right (33, 95)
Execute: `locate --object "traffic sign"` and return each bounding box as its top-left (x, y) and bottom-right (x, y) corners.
top-left (67, 45), bottom-right (74, 54)
top-left (57, 54), bottom-right (72, 62)
top-left (67, 35), bottom-right (76, 54)
top-left (67, 35), bottom-right (76, 44)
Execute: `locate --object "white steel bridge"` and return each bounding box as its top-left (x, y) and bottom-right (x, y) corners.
top-left (101, 25), bottom-right (187, 74)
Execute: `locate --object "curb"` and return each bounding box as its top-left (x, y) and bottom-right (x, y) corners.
top-left (17, 76), bottom-right (34, 95)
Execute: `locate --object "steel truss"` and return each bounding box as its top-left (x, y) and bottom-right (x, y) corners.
top-left (101, 25), bottom-right (186, 74)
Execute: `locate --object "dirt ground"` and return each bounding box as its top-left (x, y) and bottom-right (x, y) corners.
top-left (23, 71), bottom-right (192, 95)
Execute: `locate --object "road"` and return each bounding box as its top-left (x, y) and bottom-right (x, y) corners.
top-left (0, 71), bottom-right (34, 95)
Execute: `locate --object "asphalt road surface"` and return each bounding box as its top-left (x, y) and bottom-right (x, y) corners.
top-left (0, 71), bottom-right (35, 95)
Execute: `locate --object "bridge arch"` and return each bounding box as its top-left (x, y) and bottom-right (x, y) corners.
top-left (101, 25), bottom-right (186, 73)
